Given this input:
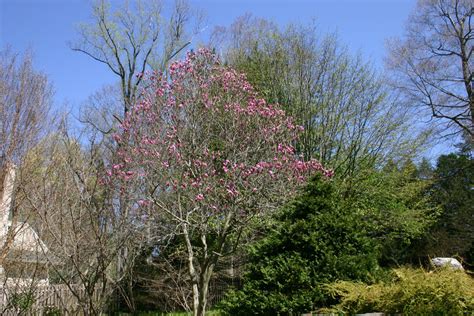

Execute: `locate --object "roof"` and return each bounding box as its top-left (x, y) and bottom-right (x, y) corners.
top-left (0, 221), bottom-right (51, 264)
top-left (1, 221), bottom-right (48, 252)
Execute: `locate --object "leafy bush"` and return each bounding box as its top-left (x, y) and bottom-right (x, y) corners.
top-left (342, 161), bottom-right (439, 266)
top-left (219, 175), bottom-right (381, 315)
top-left (324, 267), bottom-right (474, 315)
top-left (44, 306), bottom-right (62, 316)
top-left (10, 292), bottom-right (35, 311)
top-left (419, 152), bottom-right (474, 265)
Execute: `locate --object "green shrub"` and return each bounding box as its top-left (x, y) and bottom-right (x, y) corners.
top-left (10, 292), bottom-right (35, 311)
top-left (44, 306), bottom-right (62, 316)
top-left (219, 176), bottom-right (381, 315)
top-left (324, 267), bottom-right (474, 315)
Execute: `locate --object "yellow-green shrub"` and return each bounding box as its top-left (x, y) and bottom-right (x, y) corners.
top-left (323, 267), bottom-right (474, 315)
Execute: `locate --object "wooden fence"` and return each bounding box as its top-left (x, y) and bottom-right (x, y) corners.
top-left (0, 279), bottom-right (237, 314)
top-left (0, 283), bottom-right (100, 315)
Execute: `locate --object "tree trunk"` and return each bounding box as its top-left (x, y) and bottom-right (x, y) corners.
top-left (183, 223), bottom-right (216, 316)
top-left (192, 282), bottom-right (199, 316)
top-left (459, 33), bottom-right (473, 142)
top-left (196, 263), bottom-right (214, 316)
top-left (182, 222), bottom-right (200, 316)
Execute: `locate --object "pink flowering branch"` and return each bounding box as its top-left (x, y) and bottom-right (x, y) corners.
top-left (108, 48), bottom-right (332, 316)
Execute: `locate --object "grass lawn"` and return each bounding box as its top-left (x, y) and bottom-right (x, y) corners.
top-left (117, 311), bottom-right (222, 316)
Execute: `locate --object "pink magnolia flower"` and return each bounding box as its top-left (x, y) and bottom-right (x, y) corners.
top-left (138, 199), bottom-right (150, 207)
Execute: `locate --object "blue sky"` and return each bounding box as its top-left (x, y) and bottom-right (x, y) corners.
top-left (1, 0), bottom-right (415, 109)
top-left (4, 0), bottom-right (450, 156)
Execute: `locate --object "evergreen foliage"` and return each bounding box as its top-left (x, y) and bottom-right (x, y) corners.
top-left (414, 149), bottom-right (474, 267)
top-left (325, 267), bottom-right (474, 316)
top-left (219, 175), bottom-right (381, 315)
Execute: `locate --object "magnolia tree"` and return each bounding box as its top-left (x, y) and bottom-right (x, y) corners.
top-left (110, 49), bottom-right (331, 316)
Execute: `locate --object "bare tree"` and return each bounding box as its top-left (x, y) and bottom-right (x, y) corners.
top-left (387, 0), bottom-right (474, 142)
top-left (72, 0), bottom-right (203, 117)
top-left (79, 84), bottom-right (123, 137)
top-left (0, 48), bottom-right (52, 165)
top-left (17, 128), bottom-right (145, 315)
top-left (77, 87), bottom-right (148, 312)
top-left (0, 48), bottom-right (52, 269)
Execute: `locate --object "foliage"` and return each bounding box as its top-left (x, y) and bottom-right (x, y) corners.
top-left (10, 292), bottom-right (35, 312)
top-left (342, 160), bottom-right (440, 266)
top-left (130, 241), bottom-right (193, 312)
top-left (219, 175), bottom-right (381, 315)
top-left (219, 160), bottom-right (439, 315)
top-left (414, 149), bottom-right (474, 265)
top-left (215, 16), bottom-right (430, 178)
top-left (324, 267), bottom-right (474, 315)
top-left (73, 0), bottom-right (201, 115)
top-left (116, 311), bottom-right (222, 316)
top-left (44, 306), bottom-right (62, 316)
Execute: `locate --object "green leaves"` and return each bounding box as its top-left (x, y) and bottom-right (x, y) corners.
top-left (325, 267), bottom-right (474, 315)
top-left (219, 176), bottom-right (380, 315)
top-left (219, 162), bottom-right (440, 315)
top-left (341, 161), bottom-right (439, 265)
top-left (418, 151), bottom-right (474, 264)
top-left (223, 17), bottom-right (429, 177)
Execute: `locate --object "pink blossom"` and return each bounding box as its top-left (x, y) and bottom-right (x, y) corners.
top-left (111, 48), bottom-right (333, 226)
top-left (138, 199), bottom-right (150, 207)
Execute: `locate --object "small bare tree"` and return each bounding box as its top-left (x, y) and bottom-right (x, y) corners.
top-left (0, 48), bottom-right (52, 269)
top-left (387, 0), bottom-right (474, 142)
top-left (0, 48), bottom-right (52, 166)
top-left (18, 129), bottom-right (143, 315)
